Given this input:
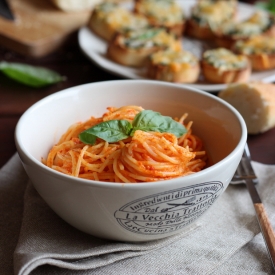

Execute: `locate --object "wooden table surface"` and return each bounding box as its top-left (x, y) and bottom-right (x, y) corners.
top-left (1, 22), bottom-right (275, 168)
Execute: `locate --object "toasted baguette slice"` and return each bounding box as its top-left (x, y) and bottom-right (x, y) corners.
top-left (201, 48), bottom-right (251, 84)
top-left (186, 0), bottom-right (237, 39)
top-left (107, 28), bottom-right (182, 67)
top-left (134, 0), bottom-right (185, 37)
top-left (233, 35), bottom-right (275, 71)
top-left (186, 19), bottom-right (215, 40)
top-left (247, 10), bottom-right (275, 37)
top-left (214, 11), bottom-right (275, 49)
top-left (51, 0), bottom-right (103, 11)
top-left (88, 2), bottom-right (149, 41)
top-left (218, 82), bottom-right (275, 134)
top-left (147, 49), bottom-right (200, 83)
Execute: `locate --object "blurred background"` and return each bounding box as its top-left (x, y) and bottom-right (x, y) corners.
top-left (0, 0), bottom-right (274, 168)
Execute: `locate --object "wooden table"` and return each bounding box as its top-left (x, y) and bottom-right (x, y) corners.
top-left (1, 30), bottom-right (275, 168)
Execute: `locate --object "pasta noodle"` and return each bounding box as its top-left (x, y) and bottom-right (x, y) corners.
top-left (43, 106), bottom-right (207, 183)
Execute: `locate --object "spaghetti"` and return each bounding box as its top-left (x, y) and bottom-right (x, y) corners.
top-left (43, 106), bottom-right (207, 183)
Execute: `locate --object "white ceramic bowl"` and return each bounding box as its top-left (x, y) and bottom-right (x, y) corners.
top-left (15, 80), bottom-right (247, 242)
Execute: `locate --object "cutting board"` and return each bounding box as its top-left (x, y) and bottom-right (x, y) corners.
top-left (0, 0), bottom-right (92, 57)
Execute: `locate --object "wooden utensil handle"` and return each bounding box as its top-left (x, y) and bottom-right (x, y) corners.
top-left (254, 203), bottom-right (275, 268)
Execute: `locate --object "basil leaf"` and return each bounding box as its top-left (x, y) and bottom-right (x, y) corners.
top-left (255, 2), bottom-right (269, 10)
top-left (132, 110), bottom-right (187, 137)
top-left (256, 0), bottom-right (275, 13)
top-left (79, 120), bottom-right (133, 144)
top-left (79, 132), bottom-right (97, 145)
top-left (79, 110), bottom-right (187, 144)
top-left (0, 61), bottom-right (64, 88)
top-left (137, 29), bottom-right (161, 40)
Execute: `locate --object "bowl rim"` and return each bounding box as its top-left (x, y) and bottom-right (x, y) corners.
top-left (15, 79), bottom-right (247, 189)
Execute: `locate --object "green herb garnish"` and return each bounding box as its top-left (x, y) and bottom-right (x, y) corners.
top-left (79, 110), bottom-right (187, 145)
top-left (0, 61), bottom-right (64, 88)
top-left (256, 0), bottom-right (275, 14)
top-left (136, 29), bottom-right (160, 40)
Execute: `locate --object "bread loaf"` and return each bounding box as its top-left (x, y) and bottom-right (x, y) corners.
top-left (218, 82), bottom-right (275, 134)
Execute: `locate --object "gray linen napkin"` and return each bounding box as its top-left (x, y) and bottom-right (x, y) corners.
top-left (1, 154), bottom-right (275, 275)
top-left (0, 154), bottom-right (29, 275)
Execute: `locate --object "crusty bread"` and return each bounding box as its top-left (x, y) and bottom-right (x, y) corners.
top-left (147, 49), bottom-right (200, 83)
top-left (213, 23), bottom-right (249, 49)
top-left (133, 0), bottom-right (185, 37)
top-left (51, 0), bottom-right (103, 12)
top-left (233, 35), bottom-right (275, 71)
top-left (214, 34), bottom-right (237, 50)
top-left (213, 11), bottom-right (275, 49)
top-left (201, 48), bottom-right (251, 84)
top-left (246, 53), bottom-right (275, 71)
top-left (186, 0), bottom-right (237, 40)
top-left (218, 82), bottom-right (275, 134)
top-left (88, 3), bottom-right (149, 41)
top-left (107, 34), bottom-right (157, 67)
top-left (201, 60), bottom-right (251, 84)
top-left (185, 18), bottom-right (215, 40)
top-left (107, 28), bottom-right (182, 67)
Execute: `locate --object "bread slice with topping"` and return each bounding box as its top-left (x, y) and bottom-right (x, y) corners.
top-left (133, 0), bottom-right (185, 37)
top-left (107, 27), bottom-right (182, 67)
top-left (201, 48), bottom-right (251, 84)
top-left (218, 82), bottom-right (275, 134)
top-left (186, 0), bottom-right (237, 39)
top-left (213, 11), bottom-right (275, 49)
top-left (147, 49), bottom-right (200, 83)
top-left (233, 35), bottom-right (275, 71)
top-left (88, 2), bottom-right (149, 41)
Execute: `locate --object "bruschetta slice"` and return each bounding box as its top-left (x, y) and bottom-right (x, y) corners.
top-left (201, 48), bottom-right (251, 84)
top-left (147, 49), bottom-right (200, 83)
top-left (134, 0), bottom-right (185, 37)
top-left (213, 11), bottom-right (275, 49)
top-left (233, 35), bottom-right (275, 71)
top-left (186, 0), bottom-right (237, 39)
top-left (107, 27), bottom-right (182, 67)
top-left (88, 2), bottom-right (149, 41)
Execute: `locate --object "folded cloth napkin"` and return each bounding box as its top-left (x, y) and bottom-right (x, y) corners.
top-left (1, 154), bottom-right (275, 275)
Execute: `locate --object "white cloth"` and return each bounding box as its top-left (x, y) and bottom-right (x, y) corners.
top-left (0, 154), bottom-right (274, 275)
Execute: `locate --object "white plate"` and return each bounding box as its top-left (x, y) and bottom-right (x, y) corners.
top-left (78, 0), bottom-right (275, 92)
